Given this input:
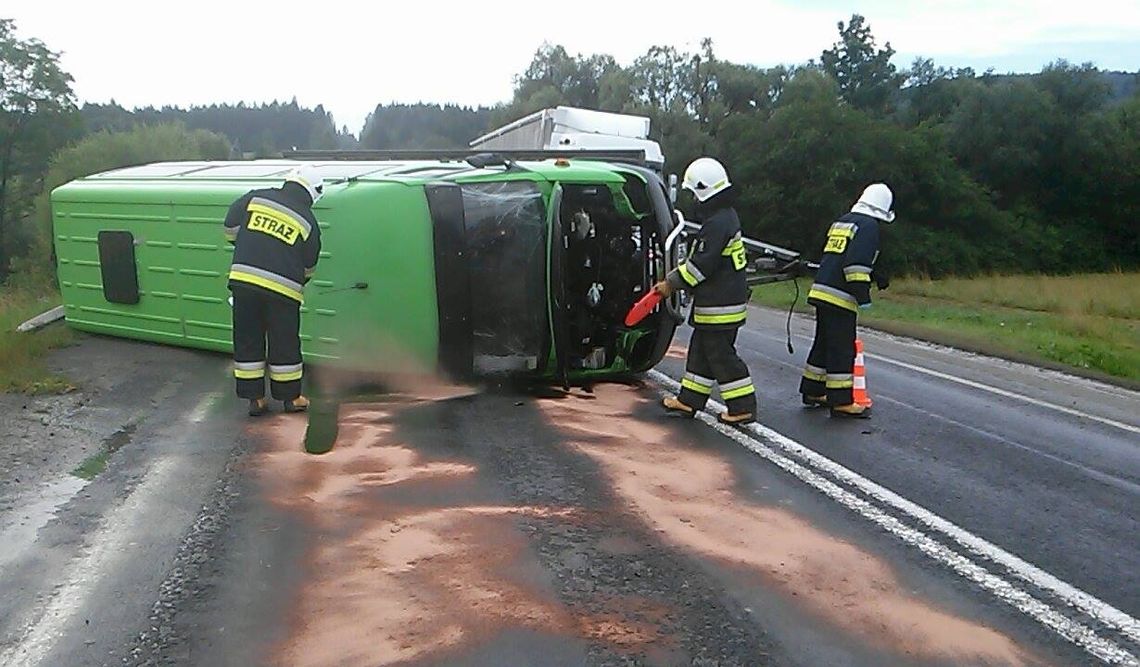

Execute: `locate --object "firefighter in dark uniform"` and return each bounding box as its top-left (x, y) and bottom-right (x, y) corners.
top-left (654, 157), bottom-right (756, 425)
top-left (223, 165), bottom-right (323, 416)
top-left (799, 183), bottom-right (894, 418)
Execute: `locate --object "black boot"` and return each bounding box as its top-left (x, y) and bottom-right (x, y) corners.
top-left (248, 397), bottom-right (269, 417)
top-left (284, 395), bottom-right (310, 413)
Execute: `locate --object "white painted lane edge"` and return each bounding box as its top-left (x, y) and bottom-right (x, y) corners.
top-left (0, 476), bottom-right (88, 572)
top-left (187, 391), bottom-right (223, 424)
top-left (695, 405), bottom-right (1134, 664)
top-left (0, 457), bottom-right (179, 667)
top-left (736, 324), bottom-right (1140, 436)
top-left (865, 353), bottom-right (1140, 435)
top-left (745, 303), bottom-right (1137, 402)
top-left (0, 391), bottom-right (224, 667)
top-left (710, 332), bottom-right (1139, 494)
top-left (874, 395), bottom-right (1140, 496)
top-left (649, 370), bottom-right (1140, 657)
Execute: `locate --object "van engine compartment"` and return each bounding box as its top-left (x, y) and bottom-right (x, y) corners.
top-left (558, 182), bottom-right (663, 373)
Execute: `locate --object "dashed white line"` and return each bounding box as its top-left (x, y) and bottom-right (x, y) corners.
top-left (649, 370), bottom-right (1140, 665)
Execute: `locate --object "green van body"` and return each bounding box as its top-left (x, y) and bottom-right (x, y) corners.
top-left (51, 158), bottom-right (680, 383)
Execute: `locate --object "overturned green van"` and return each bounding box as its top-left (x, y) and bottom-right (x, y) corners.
top-left (50, 154), bottom-right (686, 384)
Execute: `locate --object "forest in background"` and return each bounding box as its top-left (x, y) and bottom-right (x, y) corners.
top-left (3, 15), bottom-right (1139, 282)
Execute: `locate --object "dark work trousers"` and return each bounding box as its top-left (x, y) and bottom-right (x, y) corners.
top-left (799, 303), bottom-right (857, 406)
top-left (231, 285), bottom-right (303, 401)
top-left (678, 327), bottom-right (757, 415)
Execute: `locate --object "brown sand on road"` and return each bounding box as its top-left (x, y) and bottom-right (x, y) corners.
top-left (666, 343), bottom-right (688, 362)
top-left (539, 385), bottom-right (1039, 667)
top-left (259, 403), bottom-right (666, 666)
top-left (315, 371), bottom-right (482, 404)
top-left (258, 408), bottom-right (476, 509)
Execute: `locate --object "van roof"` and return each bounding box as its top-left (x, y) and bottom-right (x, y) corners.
top-left (84, 158), bottom-right (638, 185)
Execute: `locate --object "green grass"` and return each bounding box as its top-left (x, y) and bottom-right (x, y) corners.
top-left (753, 272), bottom-right (1140, 384)
top-left (70, 424), bottom-right (136, 480)
top-left (71, 450), bottom-right (112, 480)
top-left (0, 282), bottom-right (75, 394)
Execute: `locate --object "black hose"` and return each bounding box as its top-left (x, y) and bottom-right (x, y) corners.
top-left (786, 278), bottom-right (799, 355)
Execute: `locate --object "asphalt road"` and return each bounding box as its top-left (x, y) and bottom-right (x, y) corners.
top-left (667, 305), bottom-right (1140, 619)
top-left (0, 309), bottom-right (1136, 667)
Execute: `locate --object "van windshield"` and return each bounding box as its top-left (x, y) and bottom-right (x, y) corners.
top-left (460, 181), bottom-right (548, 374)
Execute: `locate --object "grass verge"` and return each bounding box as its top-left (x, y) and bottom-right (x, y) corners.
top-left (0, 282), bottom-right (75, 394)
top-left (752, 272), bottom-right (1140, 386)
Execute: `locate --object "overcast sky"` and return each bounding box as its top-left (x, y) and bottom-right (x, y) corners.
top-left (7, 0), bottom-right (1140, 134)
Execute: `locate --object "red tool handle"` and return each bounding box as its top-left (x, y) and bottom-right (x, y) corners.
top-left (624, 290), bottom-right (663, 327)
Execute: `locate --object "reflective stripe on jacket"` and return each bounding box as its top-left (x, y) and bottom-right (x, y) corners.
top-left (665, 196), bottom-right (750, 330)
top-left (224, 183), bottom-right (321, 303)
top-left (808, 212), bottom-right (879, 313)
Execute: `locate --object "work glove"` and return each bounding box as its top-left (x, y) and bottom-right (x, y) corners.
top-left (653, 280), bottom-right (674, 298)
top-left (873, 272), bottom-right (890, 290)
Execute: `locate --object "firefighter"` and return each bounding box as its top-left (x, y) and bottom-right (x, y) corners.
top-left (654, 157), bottom-right (756, 425)
top-left (799, 183), bottom-right (894, 418)
top-left (223, 164), bottom-right (323, 416)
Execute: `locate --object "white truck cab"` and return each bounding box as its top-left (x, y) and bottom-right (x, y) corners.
top-left (470, 106), bottom-right (668, 181)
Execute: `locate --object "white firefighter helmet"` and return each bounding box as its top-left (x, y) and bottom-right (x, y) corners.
top-left (851, 183), bottom-right (895, 223)
top-left (284, 164), bottom-right (325, 203)
top-left (681, 157), bottom-right (731, 202)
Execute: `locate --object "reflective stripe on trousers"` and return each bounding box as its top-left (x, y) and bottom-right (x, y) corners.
top-left (682, 372), bottom-right (715, 395)
top-left (692, 303), bottom-right (747, 326)
top-left (720, 376), bottom-right (755, 400)
top-left (269, 362), bottom-right (303, 382)
top-left (234, 360), bottom-right (265, 379)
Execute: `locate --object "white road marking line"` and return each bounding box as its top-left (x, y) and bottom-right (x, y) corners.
top-left (0, 457), bottom-right (179, 667)
top-left (865, 354), bottom-right (1140, 435)
top-left (0, 476), bottom-right (88, 572)
top-left (734, 324), bottom-right (1140, 435)
top-left (857, 324), bottom-right (1139, 402)
top-left (187, 392), bottom-right (222, 424)
top-left (873, 395), bottom-right (1140, 496)
top-left (0, 392), bottom-right (219, 667)
top-left (682, 331), bottom-right (1139, 493)
top-left (746, 303), bottom-right (1135, 401)
top-left (696, 405), bottom-right (1136, 665)
top-left (650, 370), bottom-right (1140, 660)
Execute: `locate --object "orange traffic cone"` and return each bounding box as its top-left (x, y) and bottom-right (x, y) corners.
top-left (853, 338), bottom-right (873, 409)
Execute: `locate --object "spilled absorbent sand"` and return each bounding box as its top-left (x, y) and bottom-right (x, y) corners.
top-left (262, 405), bottom-right (573, 666)
top-left (665, 343), bottom-right (689, 362)
top-left (539, 386), bottom-right (1037, 667)
top-left (259, 403), bottom-right (659, 666)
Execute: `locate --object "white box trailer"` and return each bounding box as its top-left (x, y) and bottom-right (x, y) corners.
top-left (469, 106), bottom-right (666, 171)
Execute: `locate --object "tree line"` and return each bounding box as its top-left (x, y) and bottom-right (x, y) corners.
top-left (495, 20), bottom-right (1139, 278)
top-left (2, 15), bottom-right (1138, 284)
top-left (81, 100), bottom-right (359, 155)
